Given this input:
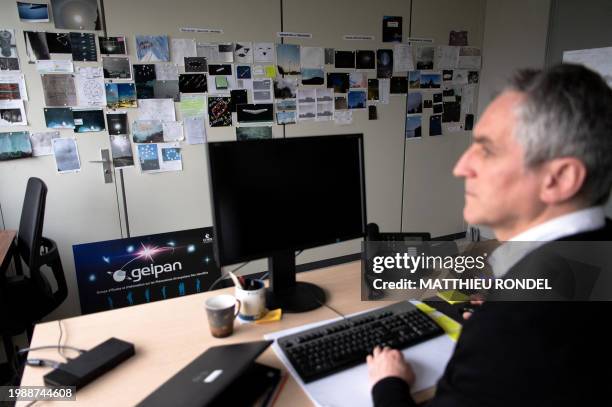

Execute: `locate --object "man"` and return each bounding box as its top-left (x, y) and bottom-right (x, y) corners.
top-left (368, 64), bottom-right (612, 406)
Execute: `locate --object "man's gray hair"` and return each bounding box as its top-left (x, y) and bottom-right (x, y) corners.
top-left (508, 64), bottom-right (612, 205)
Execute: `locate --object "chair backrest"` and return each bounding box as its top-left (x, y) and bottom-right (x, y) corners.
top-left (17, 177), bottom-right (47, 269)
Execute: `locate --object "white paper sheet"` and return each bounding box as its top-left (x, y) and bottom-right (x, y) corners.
top-left (36, 60), bottom-right (74, 73)
top-left (208, 75), bottom-right (237, 94)
top-left (435, 46), bottom-right (459, 70)
top-left (155, 63), bottom-right (179, 81)
top-left (75, 66), bottom-right (106, 107)
top-left (162, 121), bottom-right (184, 141)
top-left (138, 99), bottom-right (176, 122)
top-left (184, 116), bottom-right (206, 144)
top-left (379, 78), bottom-right (390, 104)
top-left (393, 44), bottom-right (415, 72)
top-left (264, 301), bottom-right (456, 407)
top-left (196, 43), bottom-right (219, 61)
top-left (334, 109), bottom-right (352, 125)
top-left (461, 84), bottom-right (476, 117)
top-left (171, 38), bottom-right (197, 66)
top-left (457, 47), bottom-right (481, 69)
top-left (300, 46), bottom-right (324, 69)
top-left (30, 131), bottom-right (59, 156)
top-left (0, 72), bottom-right (28, 101)
top-left (563, 46), bottom-right (612, 87)
top-left (254, 42), bottom-right (274, 63)
top-left (0, 99), bottom-right (27, 126)
top-left (179, 94), bottom-right (206, 117)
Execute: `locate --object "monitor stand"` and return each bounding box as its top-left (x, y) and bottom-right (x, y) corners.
top-left (265, 251), bottom-right (326, 313)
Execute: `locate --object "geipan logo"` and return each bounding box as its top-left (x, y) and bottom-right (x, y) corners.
top-left (110, 261), bottom-right (183, 283)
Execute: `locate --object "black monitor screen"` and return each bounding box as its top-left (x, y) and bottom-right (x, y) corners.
top-left (208, 134), bottom-right (367, 265)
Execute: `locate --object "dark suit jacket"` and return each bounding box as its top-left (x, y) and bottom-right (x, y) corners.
top-left (372, 222), bottom-right (612, 407)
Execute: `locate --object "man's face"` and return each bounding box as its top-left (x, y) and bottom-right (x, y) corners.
top-left (453, 91), bottom-right (545, 234)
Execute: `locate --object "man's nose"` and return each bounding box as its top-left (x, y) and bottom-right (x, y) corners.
top-left (453, 147), bottom-right (475, 178)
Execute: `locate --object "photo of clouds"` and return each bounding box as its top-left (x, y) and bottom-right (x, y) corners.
top-left (44, 107), bottom-right (74, 129)
top-left (276, 44), bottom-right (300, 75)
top-left (136, 35), bottom-right (170, 62)
top-left (51, 0), bottom-right (100, 30)
top-left (72, 109), bottom-right (105, 133)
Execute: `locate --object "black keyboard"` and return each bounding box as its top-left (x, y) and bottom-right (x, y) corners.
top-left (277, 302), bottom-right (443, 383)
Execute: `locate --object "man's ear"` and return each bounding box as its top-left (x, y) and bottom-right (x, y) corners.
top-left (540, 158), bottom-right (587, 204)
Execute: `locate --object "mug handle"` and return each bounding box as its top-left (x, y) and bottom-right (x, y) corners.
top-left (233, 299), bottom-right (241, 319)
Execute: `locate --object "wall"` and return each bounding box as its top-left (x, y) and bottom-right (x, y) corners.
top-left (0, 0), bottom-right (486, 318)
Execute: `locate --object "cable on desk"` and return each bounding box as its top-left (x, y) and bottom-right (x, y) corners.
top-left (18, 345), bottom-right (86, 356)
top-left (207, 261), bottom-right (250, 291)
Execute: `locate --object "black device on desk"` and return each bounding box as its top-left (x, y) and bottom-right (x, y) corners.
top-left (208, 134), bottom-right (367, 313)
top-left (277, 302), bottom-right (443, 383)
top-left (137, 340), bottom-right (281, 407)
top-left (43, 337), bottom-right (134, 389)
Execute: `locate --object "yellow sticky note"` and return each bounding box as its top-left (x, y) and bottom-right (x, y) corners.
top-left (437, 290), bottom-right (470, 304)
top-left (432, 314), bottom-right (462, 342)
top-left (264, 65), bottom-right (277, 78)
top-left (255, 308), bottom-right (282, 324)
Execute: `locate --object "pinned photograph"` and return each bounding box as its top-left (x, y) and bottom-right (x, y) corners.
top-left (162, 121), bottom-right (183, 142)
top-left (30, 131), bottom-right (59, 156)
top-left (229, 89), bottom-right (248, 112)
top-left (254, 42), bottom-right (274, 63)
top-left (0, 57), bottom-right (19, 71)
top-left (0, 82), bottom-right (21, 100)
top-left (132, 120), bottom-right (163, 143)
top-left (236, 65), bottom-right (251, 79)
top-left (160, 146), bottom-right (182, 171)
top-left (236, 126), bottom-right (272, 140)
top-left (72, 109), bottom-right (105, 133)
top-left (316, 102), bottom-right (334, 121)
top-left (252, 78), bottom-right (273, 103)
top-left (52, 137), bottom-right (80, 172)
top-left (368, 79), bottom-right (379, 101)
top-left (356, 50), bottom-right (376, 70)
top-left (105, 83), bottom-right (137, 109)
top-left (347, 90), bottom-right (366, 109)
top-left (316, 88), bottom-right (333, 103)
top-left (45, 33), bottom-right (71, 55)
top-left (349, 72), bottom-right (367, 89)
top-left (171, 38), bottom-right (196, 65)
top-left (179, 74), bottom-right (207, 94)
top-left (110, 134), bottom-right (134, 168)
top-left (416, 46), bottom-right (435, 70)
top-left (99, 36), bottom-right (126, 55)
top-left (327, 73), bottom-right (349, 93)
top-left (0, 29), bottom-right (18, 63)
top-left (274, 77), bottom-right (297, 99)
top-left (449, 30), bottom-right (468, 46)
top-left (369, 105), bottom-right (377, 120)
top-left (17, 2), bottom-right (49, 22)
top-left (137, 143), bottom-right (159, 171)
top-left (234, 42), bottom-right (253, 64)
top-left (0, 100), bottom-right (27, 126)
top-left (297, 88), bottom-right (315, 104)
top-left (106, 112), bottom-right (128, 135)
top-left (207, 96), bottom-right (232, 127)
top-left (0, 131), bottom-right (32, 161)
top-left (51, 0), bottom-right (100, 30)
top-left (458, 47), bottom-right (481, 69)
top-left (297, 103), bottom-right (315, 121)
top-left (208, 64), bottom-right (232, 76)
top-left (376, 49), bottom-right (393, 78)
top-left (102, 57), bottom-right (131, 79)
top-left (334, 51), bottom-right (355, 69)
top-left (324, 48), bottom-right (335, 65)
top-left (453, 69), bottom-right (468, 85)
top-left (406, 92), bottom-right (422, 114)
top-left (443, 101), bottom-right (460, 122)
top-left (300, 46), bottom-right (324, 69)
top-left (301, 68), bottom-right (324, 85)
top-left (433, 103), bottom-right (443, 114)
top-left (155, 63), bottom-right (178, 81)
top-left (409, 71), bottom-right (421, 89)
top-left (42, 74), bottom-right (77, 106)
top-left (334, 96), bottom-right (347, 110)
top-left (276, 99), bottom-right (296, 111)
top-left (215, 76), bottom-right (229, 91)
top-left (44, 107), bottom-right (74, 129)
top-left (24, 31), bottom-right (49, 61)
top-left (405, 115), bottom-right (422, 139)
top-left (276, 111), bottom-right (296, 125)
top-left (135, 35), bottom-right (170, 62)
top-left (390, 76), bottom-right (408, 94)
top-left (70, 32), bottom-right (97, 62)
top-left (236, 103), bottom-right (274, 124)
top-left (276, 44), bottom-right (300, 75)
top-left (420, 73), bottom-right (441, 88)
top-left (429, 114), bottom-right (442, 136)
top-left (184, 57), bottom-right (207, 73)
top-left (382, 16), bottom-right (402, 43)
top-left (468, 71), bottom-right (479, 84)
top-left (153, 80), bottom-right (180, 101)
top-left (442, 70), bottom-right (453, 81)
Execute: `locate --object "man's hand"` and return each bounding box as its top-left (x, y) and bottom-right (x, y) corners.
top-left (462, 297), bottom-right (484, 320)
top-left (366, 346), bottom-right (415, 388)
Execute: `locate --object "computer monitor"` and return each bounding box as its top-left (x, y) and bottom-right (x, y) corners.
top-left (207, 134), bottom-right (367, 312)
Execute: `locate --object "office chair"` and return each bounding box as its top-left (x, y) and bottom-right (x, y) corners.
top-left (1, 178), bottom-right (67, 362)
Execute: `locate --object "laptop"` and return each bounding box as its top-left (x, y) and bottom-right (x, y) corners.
top-left (137, 340), bottom-right (277, 407)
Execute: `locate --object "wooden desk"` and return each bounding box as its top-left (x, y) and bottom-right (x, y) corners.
top-left (18, 261), bottom-right (436, 406)
top-left (0, 230), bottom-right (17, 273)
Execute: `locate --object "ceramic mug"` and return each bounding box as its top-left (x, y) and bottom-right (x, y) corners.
top-left (235, 279), bottom-right (266, 321)
top-left (205, 294), bottom-right (241, 338)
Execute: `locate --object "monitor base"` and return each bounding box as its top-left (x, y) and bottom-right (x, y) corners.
top-left (266, 282), bottom-right (326, 313)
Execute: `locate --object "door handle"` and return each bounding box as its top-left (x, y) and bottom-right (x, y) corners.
top-left (89, 149), bottom-right (113, 183)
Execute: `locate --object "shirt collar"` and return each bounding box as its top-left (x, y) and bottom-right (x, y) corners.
top-left (488, 206), bottom-right (605, 278)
